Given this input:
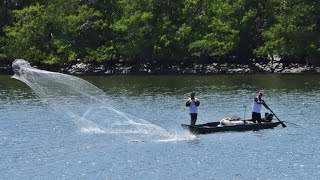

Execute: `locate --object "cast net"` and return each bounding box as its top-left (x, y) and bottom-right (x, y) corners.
top-left (12, 59), bottom-right (169, 136)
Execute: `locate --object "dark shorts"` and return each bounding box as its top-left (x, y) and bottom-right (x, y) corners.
top-left (190, 113), bottom-right (197, 121)
top-left (190, 113), bottom-right (197, 126)
top-left (252, 112), bottom-right (261, 123)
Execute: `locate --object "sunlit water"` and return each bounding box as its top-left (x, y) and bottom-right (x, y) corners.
top-left (1, 73), bottom-right (320, 179)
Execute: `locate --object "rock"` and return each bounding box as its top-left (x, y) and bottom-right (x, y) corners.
top-left (281, 65), bottom-right (310, 73)
top-left (68, 63), bottom-right (92, 74)
top-left (104, 70), bottom-right (113, 74)
top-left (314, 67), bottom-right (320, 73)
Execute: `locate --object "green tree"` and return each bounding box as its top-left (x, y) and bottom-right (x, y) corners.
top-left (82, 0), bottom-right (121, 62)
top-left (2, 0), bottom-right (319, 66)
top-left (4, 0), bottom-right (102, 64)
top-left (109, 0), bottom-right (186, 62)
top-left (234, 0), bottom-right (271, 62)
top-left (0, 1), bottom-right (41, 60)
top-left (257, 0), bottom-right (320, 64)
top-left (184, 0), bottom-right (239, 61)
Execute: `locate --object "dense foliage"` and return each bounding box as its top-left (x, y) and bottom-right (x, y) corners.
top-left (0, 0), bottom-right (319, 64)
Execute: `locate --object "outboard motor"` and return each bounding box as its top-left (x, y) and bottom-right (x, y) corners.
top-left (264, 112), bottom-right (273, 122)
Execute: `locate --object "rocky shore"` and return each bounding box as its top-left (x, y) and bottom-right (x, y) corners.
top-left (1, 60), bottom-right (320, 75)
top-left (45, 61), bottom-right (320, 75)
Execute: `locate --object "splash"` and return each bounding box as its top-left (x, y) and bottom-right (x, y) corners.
top-left (12, 59), bottom-right (191, 141)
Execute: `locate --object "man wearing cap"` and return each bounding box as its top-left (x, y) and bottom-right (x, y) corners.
top-left (186, 92), bottom-right (200, 126)
top-left (252, 91), bottom-right (265, 123)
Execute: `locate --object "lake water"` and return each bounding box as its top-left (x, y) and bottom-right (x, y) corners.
top-left (1, 73), bottom-right (320, 179)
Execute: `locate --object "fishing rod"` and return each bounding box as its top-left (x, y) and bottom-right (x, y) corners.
top-left (243, 105), bottom-right (247, 119)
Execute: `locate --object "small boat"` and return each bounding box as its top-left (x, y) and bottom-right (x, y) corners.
top-left (181, 115), bottom-right (285, 135)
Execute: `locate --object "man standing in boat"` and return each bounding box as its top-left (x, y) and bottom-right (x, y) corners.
top-left (252, 91), bottom-right (266, 123)
top-left (186, 92), bottom-right (200, 126)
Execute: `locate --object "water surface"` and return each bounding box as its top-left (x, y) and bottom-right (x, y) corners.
top-left (1, 74), bottom-right (320, 179)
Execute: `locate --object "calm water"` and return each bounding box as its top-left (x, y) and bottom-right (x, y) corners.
top-left (1, 74), bottom-right (320, 179)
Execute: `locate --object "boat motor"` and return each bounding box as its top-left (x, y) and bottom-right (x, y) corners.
top-left (264, 112), bottom-right (273, 122)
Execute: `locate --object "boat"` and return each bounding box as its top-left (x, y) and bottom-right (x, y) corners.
top-left (181, 115), bottom-right (286, 135)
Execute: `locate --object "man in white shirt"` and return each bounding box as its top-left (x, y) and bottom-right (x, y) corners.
top-left (252, 91), bottom-right (265, 123)
top-left (186, 92), bottom-right (200, 126)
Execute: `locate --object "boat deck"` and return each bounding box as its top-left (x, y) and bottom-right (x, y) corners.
top-left (181, 120), bottom-right (284, 135)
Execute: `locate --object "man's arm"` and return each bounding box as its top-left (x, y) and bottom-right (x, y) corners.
top-left (186, 99), bottom-right (191, 107)
top-left (195, 99), bottom-right (200, 106)
top-left (254, 97), bottom-right (265, 104)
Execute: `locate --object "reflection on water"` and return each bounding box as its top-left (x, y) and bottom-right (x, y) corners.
top-left (82, 74), bottom-right (320, 95)
top-left (1, 74), bottom-right (320, 179)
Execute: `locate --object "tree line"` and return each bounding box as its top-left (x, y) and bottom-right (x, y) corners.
top-left (0, 0), bottom-right (319, 65)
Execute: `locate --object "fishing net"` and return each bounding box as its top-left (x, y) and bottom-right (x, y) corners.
top-left (12, 59), bottom-right (168, 135)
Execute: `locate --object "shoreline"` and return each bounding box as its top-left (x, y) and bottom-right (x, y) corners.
top-left (1, 60), bottom-right (320, 75)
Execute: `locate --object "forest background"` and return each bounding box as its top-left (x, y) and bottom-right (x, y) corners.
top-left (0, 0), bottom-right (319, 73)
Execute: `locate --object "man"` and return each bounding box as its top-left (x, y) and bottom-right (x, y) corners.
top-left (252, 91), bottom-right (265, 123)
top-left (186, 92), bottom-right (200, 126)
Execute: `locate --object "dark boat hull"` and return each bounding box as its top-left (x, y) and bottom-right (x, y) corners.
top-left (181, 121), bottom-right (283, 135)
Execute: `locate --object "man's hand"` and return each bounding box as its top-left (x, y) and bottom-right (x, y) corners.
top-left (186, 100), bottom-right (191, 107)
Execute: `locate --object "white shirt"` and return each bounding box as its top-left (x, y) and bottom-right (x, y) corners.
top-left (252, 96), bottom-right (263, 113)
top-left (187, 98), bottom-right (198, 113)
